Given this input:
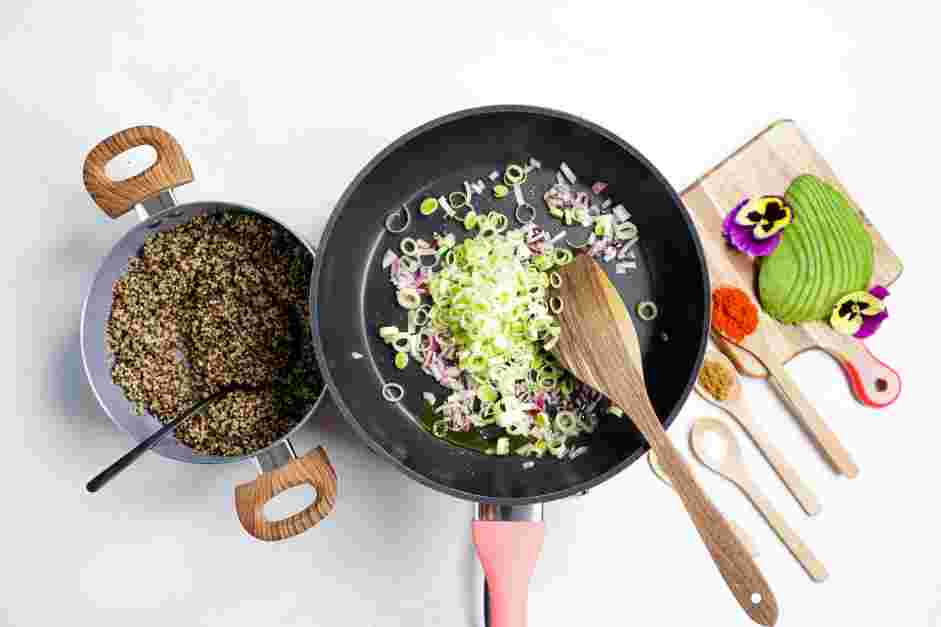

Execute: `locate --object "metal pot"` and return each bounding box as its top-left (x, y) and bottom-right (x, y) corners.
top-left (81, 126), bottom-right (336, 541)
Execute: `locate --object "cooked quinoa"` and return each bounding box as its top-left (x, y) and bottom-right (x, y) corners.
top-left (106, 211), bottom-right (322, 456)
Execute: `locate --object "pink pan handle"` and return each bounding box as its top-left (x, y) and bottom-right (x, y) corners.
top-left (473, 521), bottom-right (545, 627)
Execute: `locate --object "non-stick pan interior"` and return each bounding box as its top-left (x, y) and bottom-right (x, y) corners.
top-left (314, 106), bottom-right (708, 503)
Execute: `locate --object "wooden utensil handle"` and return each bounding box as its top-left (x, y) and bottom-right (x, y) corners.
top-left (739, 479), bottom-right (828, 582)
top-left (83, 126), bottom-right (194, 218)
top-left (765, 361), bottom-right (859, 478)
top-left (628, 403), bottom-right (778, 626)
top-left (733, 403), bottom-right (821, 516)
top-left (721, 328), bottom-right (902, 409)
top-left (651, 452), bottom-right (761, 558)
top-left (822, 339), bottom-right (901, 408)
top-left (713, 332), bottom-right (769, 378)
top-left (234, 446), bottom-right (337, 541)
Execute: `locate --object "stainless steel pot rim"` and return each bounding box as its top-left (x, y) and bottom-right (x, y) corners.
top-left (80, 198), bottom-right (327, 466)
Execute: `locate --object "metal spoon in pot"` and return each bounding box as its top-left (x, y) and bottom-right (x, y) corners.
top-left (86, 386), bottom-right (241, 493)
top-left (86, 295), bottom-right (301, 493)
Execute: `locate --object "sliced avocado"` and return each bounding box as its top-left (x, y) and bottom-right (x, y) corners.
top-left (758, 237), bottom-right (799, 322)
top-left (759, 175), bottom-right (874, 323)
top-left (790, 184), bottom-right (825, 321)
top-left (785, 177), bottom-right (834, 321)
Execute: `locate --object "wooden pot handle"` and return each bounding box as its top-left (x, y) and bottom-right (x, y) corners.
top-left (234, 446), bottom-right (337, 542)
top-left (83, 126), bottom-right (194, 218)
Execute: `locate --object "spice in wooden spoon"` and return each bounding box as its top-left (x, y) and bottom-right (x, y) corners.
top-left (695, 350), bottom-right (821, 516)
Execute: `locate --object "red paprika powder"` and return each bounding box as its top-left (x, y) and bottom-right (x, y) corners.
top-left (712, 287), bottom-right (759, 342)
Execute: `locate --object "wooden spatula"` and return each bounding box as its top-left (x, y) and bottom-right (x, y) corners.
top-left (552, 254), bottom-right (778, 626)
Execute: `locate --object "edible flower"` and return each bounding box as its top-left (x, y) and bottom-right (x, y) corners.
top-left (722, 196), bottom-right (793, 257)
top-left (830, 286), bottom-right (889, 338)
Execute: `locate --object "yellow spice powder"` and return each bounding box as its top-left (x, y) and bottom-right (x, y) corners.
top-left (698, 358), bottom-right (735, 401)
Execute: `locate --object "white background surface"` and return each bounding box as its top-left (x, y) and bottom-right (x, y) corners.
top-left (4, 1), bottom-right (939, 625)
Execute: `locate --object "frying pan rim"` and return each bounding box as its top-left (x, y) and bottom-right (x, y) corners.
top-left (311, 104), bottom-right (710, 504)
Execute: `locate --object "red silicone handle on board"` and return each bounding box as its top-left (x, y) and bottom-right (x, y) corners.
top-left (829, 341), bottom-right (901, 408)
top-left (472, 521), bottom-right (545, 627)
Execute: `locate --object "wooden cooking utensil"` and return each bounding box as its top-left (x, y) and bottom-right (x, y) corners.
top-left (681, 120), bottom-right (902, 408)
top-left (695, 349), bottom-right (821, 516)
top-left (648, 450), bottom-right (759, 558)
top-left (716, 306), bottom-right (859, 479)
top-left (553, 255), bottom-right (778, 626)
top-left (690, 418), bottom-right (828, 582)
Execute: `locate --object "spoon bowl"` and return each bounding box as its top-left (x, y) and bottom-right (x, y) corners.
top-left (694, 349), bottom-right (744, 405)
top-left (690, 417), bottom-right (745, 477)
top-left (694, 350), bottom-right (822, 516)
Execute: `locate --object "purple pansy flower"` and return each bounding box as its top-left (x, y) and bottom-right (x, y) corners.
top-left (722, 196), bottom-right (793, 257)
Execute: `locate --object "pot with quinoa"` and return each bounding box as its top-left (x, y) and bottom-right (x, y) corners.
top-left (81, 126), bottom-right (337, 542)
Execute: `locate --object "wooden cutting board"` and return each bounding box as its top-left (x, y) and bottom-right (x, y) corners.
top-left (680, 120), bottom-right (903, 408)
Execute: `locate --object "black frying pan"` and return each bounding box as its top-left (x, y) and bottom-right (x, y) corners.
top-left (310, 105), bottom-right (710, 624)
top-left (313, 105), bottom-right (708, 501)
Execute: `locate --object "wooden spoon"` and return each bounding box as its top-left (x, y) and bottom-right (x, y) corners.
top-left (648, 450), bottom-right (759, 558)
top-left (553, 255), bottom-right (778, 626)
top-left (690, 418), bottom-right (829, 582)
top-left (695, 349), bottom-right (821, 516)
top-left (716, 306), bottom-right (859, 478)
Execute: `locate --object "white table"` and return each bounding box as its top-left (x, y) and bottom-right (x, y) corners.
top-left (5, 1), bottom-right (938, 625)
